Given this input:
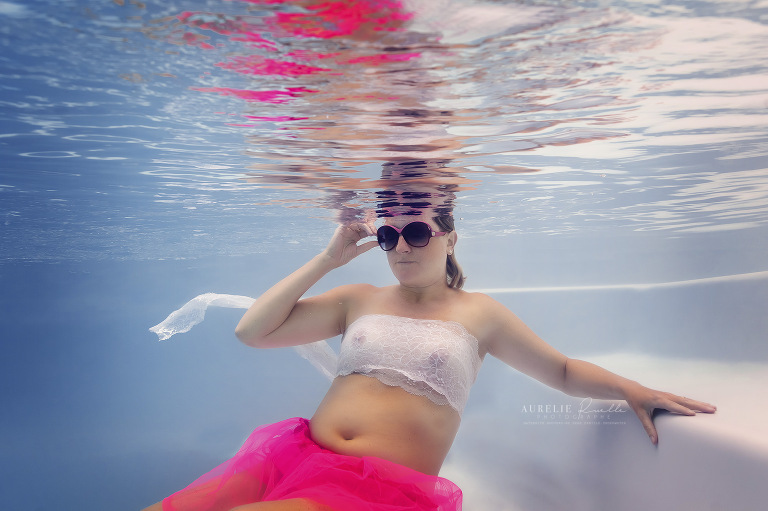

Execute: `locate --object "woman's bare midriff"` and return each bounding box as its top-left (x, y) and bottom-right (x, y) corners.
top-left (309, 373), bottom-right (461, 476)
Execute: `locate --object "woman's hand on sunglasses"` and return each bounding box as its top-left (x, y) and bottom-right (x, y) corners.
top-left (322, 222), bottom-right (379, 268)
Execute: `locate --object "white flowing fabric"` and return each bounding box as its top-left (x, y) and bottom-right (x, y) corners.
top-left (149, 293), bottom-right (339, 380)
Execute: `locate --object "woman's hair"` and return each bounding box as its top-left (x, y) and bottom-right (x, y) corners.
top-left (432, 214), bottom-right (466, 290)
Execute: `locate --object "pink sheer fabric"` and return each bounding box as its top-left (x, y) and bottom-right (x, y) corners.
top-left (163, 418), bottom-right (463, 511)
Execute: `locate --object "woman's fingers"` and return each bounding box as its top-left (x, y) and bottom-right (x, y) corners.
top-left (633, 405), bottom-right (659, 445)
top-left (627, 388), bottom-right (716, 446)
top-left (349, 222), bottom-right (367, 237)
top-left (324, 222), bottom-right (379, 266)
top-left (659, 394), bottom-right (697, 416)
top-left (662, 393), bottom-right (717, 415)
top-left (680, 396), bottom-right (717, 413)
top-left (362, 220), bottom-right (377, 237)
top-left (352, 221), bottom-right (380, 256)
top-left (347, 221), bottom-right (376, 241)
top-left (357, 239), bottom-right (380, 254)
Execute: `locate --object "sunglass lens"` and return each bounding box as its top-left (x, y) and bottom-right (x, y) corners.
top-left (377, 225), bottom-right (399, 251)
top-left (402, 222), bottom-right (431, 247)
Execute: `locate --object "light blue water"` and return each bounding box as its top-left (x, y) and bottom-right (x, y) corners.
top-left (1, 1), bottom-right (767, 509)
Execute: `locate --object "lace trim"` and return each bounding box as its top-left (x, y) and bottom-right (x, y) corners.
top-left (336, 314), bottom-right (484, 414)
top-left (348, 369), bottom-right (451, 407)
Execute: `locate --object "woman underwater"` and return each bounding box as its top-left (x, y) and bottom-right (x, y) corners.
top-left (143, 213), bottom-right (716, 511)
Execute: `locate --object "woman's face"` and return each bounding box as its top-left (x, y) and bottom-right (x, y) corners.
top-left (383, 216), bottom-right (456, 288)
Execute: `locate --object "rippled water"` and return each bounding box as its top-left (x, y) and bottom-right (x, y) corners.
top-left (2, 0), bottom-right (767, 262)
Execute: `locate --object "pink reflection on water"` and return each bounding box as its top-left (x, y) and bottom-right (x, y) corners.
top-left (168, 1), bottom-right (484, 218)
top-left (176, 0), bottom-right (417, 108)
top-left (344, 52), bottom-right (420, 65)
top-left (216, 56), bottom-right (333, 76)
top-left (191, 86), bottom-right (317, 103)
top-left (229, 32), bottom-right (280, 50)
top-left (243, 115), bottom-right (310, 121)
top-left (176, 11), bottom-right (275, 50)
top-left (286, 50), bottom-right (341, 60)
top-left (268, 0), bottom-right (413, 39)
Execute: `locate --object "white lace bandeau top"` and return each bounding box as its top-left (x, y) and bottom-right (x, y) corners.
top-left (336, 314), bottom-right (484, 415)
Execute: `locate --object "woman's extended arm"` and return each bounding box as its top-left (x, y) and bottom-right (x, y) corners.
top-left (481, 295), bottom-right (716, 444)
top-left (235, 222), bottom-right (377, 348)
top-left (560, 359), bottom-right (716, 444)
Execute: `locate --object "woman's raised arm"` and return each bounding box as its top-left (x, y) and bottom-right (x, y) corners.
top-left (235, 222), bottom-right (378, 348)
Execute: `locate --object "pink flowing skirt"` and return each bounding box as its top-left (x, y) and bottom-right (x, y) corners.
top-left (163, 417), bottom-right (462, 511)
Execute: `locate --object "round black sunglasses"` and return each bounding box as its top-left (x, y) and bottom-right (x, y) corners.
top-left (376, 222), bottom-right (447, 251)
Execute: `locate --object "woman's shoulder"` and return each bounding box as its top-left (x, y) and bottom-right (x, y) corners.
top-left (451, 291), bottom-right (518, 346)
top-left (330, 282), bottom-right (385, 298)
top-left (454, 288), bottom-right (504, 312)
top-left (324, 283), bottom-right (391, 309)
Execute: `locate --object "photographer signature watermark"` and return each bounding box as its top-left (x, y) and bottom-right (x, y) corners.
top-left (521, 398), bottom-right (628, 425)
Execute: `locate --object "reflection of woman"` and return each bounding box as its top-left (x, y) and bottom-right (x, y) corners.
top-left (144, 213), bottom-right (715, 511)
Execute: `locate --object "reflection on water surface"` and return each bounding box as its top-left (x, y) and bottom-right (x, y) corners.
top-left (1, 0), bottom-right (767, 260)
